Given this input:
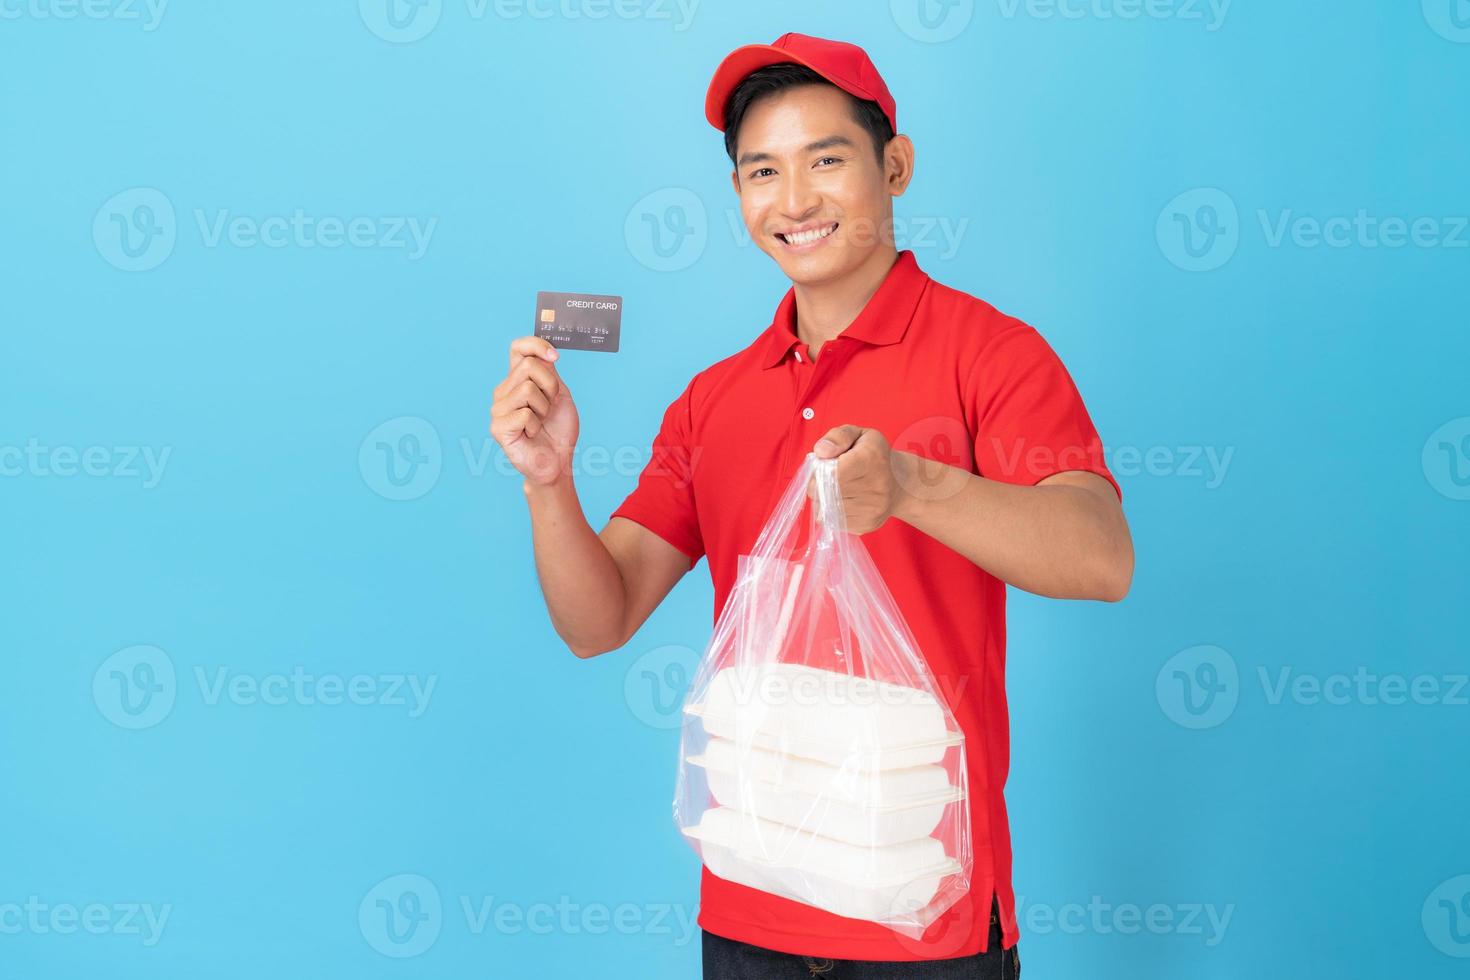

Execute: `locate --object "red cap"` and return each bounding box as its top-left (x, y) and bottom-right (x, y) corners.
top-left (704, 32), bottom-right (897, 135)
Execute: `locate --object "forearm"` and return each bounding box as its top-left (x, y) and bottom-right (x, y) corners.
top-left (523, 473), bottom-right (630, 656)
top-left (892, 452), bottom-right (1133, 601)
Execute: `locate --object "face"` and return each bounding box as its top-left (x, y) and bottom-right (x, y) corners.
top-left (730, 85), bottom-right (913, 287)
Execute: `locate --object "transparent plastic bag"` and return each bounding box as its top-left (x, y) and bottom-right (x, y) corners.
top-left (674, 451), bottom-right (971, 939)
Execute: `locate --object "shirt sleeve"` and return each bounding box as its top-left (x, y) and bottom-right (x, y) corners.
top-left (609, 377), bottom-right (706, 563)
top-left (965, 324), bottom-right (1122, 502)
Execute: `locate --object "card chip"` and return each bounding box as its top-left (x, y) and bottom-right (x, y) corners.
top-left (540, 308), bottom-right (555, 323)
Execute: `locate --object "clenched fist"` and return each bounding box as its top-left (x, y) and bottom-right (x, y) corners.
top-left (491, 336), bottom-right (579, 487)
top-left (807, 425), bottom-right (919, 535)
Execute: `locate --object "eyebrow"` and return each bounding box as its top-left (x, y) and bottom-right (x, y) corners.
top-left (736, 135), bottom-right (857, 168)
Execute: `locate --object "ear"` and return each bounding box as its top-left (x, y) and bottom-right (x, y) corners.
top-left (730, 168), bottom-right (741, 195)
top-left (885, 135), bottom-right (915, 197)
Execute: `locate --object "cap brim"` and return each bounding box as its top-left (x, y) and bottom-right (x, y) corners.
top-left (704, 43), bottom-right (827, 131)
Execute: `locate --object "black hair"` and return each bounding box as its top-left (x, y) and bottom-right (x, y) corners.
top-left (722, 63), bottom-right (894, 167)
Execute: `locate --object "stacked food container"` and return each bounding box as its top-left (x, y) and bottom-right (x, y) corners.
top-left (680, 661), bottom-right (968, 926)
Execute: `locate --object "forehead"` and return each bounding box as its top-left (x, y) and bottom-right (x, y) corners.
top-left (735, 84), bottom-right (861, 152)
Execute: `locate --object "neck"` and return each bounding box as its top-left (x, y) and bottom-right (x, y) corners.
top-left (792, 245), bottom-right (899, 360)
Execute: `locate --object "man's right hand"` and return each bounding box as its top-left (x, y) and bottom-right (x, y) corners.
top-left (491, 336), bottom-right (579, 487)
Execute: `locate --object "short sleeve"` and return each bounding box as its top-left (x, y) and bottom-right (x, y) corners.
top-left (609, 378), bottom-right (706, 562)
top-left (966, 325), bottom-right (1122, 502)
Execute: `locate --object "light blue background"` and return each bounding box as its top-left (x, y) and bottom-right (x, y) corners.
top-left (3, 1), bottom-right (1468, 977)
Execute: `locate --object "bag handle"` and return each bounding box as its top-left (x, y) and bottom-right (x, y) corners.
top-left (809, 452), bottom-right (847, 540)
top-left (744, 451), bottom-right (847, 567)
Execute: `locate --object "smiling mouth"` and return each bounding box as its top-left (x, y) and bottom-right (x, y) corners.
top-left (775, 222), bottom-right (839, 247)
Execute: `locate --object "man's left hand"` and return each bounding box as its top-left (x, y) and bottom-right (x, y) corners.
top-left (809, 425), bottom-right (916, 534)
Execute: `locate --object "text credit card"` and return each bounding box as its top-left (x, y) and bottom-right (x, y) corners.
top-left (534, 291), bottom-right (622, 352)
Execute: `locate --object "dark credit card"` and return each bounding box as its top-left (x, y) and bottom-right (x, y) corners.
top-left (534, 291), bottom-right (622, 352)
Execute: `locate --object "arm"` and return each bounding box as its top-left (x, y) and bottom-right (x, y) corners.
top-left (811, 427), bottom-right (1134, 602)
top-left (525, 473), bottom-right (693, 657)
top-left (492, 335), bottom-right (692, 658)
top-left (895, 451), bottom-right (1132, 601)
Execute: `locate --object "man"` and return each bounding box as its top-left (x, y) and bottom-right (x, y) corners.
top-left (491, 32), bottom-right (1133, 977)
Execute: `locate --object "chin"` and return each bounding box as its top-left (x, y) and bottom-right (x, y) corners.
top-left (767, 244), bottom-right (858, 287)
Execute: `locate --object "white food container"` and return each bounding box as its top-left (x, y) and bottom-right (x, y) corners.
top-left (683, 806), bottom-right (961, 925)
top-left (684, 663), bottom-right (962, 770)
top-left (688, 737), bottom-right (964, 847)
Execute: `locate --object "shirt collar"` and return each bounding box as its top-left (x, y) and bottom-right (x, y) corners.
top-left (759, 250), bottom-right (930, 369)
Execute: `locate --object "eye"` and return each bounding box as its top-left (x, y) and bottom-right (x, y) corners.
top-left (748, 167), bottom-right (776, 179)
top-left (815, 156), bottom-right (842, 167)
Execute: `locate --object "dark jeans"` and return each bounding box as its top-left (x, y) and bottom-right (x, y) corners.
top-left (702, 903), bottom-right (1019, 979)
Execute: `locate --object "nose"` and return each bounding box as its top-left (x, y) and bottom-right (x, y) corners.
top-left (780, 169), bottom-right (821, 222)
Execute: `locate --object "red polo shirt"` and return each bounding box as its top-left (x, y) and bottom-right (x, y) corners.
top-left (610, 249), bottom-right (1120, 961)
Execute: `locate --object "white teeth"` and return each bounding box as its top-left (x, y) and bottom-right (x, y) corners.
top-left (783, 223), bottom-right (836, 246)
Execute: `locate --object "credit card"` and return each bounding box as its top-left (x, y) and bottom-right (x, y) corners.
top-left (534, 291), bottom-right (622, 352)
